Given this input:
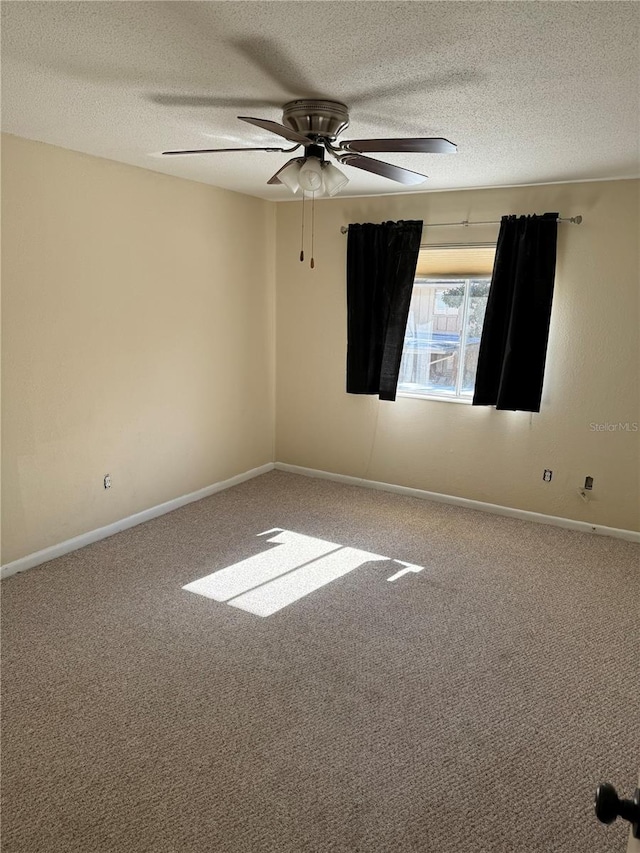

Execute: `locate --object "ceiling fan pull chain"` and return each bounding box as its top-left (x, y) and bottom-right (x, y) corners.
top-left (300, 192), bottom-right (305, 262)
top-left (310, 191), bottom-right (315, 269)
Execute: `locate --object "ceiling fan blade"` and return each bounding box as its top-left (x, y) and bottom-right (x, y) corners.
top-left (150, 94), bottom-right (283, 109)
top-left (238, 116), bottom-right (311, 145)
top-left (339, 154), bottom-right (428, 185)
top-left (162, 145), bottom-right (299, 155)
top-left (342, 137), bottom-right (457, 154)
top-left (267, 157), bottom-right (304, 185)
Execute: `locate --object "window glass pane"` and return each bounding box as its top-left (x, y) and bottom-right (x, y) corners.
top-left (398, 276), bottom-right (492, 400)
top-left (398, 280), bottom-right (464, 397)
top-left (434, 289), bottom-right (458, 315)
top-left (460, 280), bottom-right (490, 395)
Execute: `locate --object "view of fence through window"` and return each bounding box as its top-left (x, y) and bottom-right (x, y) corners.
top-left (398, 277), bottom-right (491, 399)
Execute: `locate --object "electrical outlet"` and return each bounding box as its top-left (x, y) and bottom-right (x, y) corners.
top-left (584, 476), bottom-right (594, 490)
top-left (543, 469), bottom-right (553, 482)
top-left (104, 474), bottom-right (111, 489)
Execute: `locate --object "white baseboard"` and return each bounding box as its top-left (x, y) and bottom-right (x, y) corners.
top-left (274, 462), bottom-right (640, 543)
top-left (1, 463), bottom-right (275, 580)
top-left (4, 459), bottom-right (637, 580)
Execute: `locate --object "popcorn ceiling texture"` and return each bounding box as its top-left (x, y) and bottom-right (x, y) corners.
top-left (1, 471), bottom-right (638, 852)
top-left (1, 1), bottom-right (638, 199)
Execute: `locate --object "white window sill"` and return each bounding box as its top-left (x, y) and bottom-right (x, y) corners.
top-left (397, 392), bottom-right (473, 404)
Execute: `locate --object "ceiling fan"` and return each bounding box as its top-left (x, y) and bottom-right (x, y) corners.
top-left (162, 98), bottom-right (457, 195)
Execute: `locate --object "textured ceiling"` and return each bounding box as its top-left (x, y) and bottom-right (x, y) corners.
top-left (2, 1), bottom-right (639, 200)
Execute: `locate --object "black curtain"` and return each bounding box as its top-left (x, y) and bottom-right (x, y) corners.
top-left (472, 212), bottom-right (559, 412)
top-left (346, 220), bottom-right (422, 401)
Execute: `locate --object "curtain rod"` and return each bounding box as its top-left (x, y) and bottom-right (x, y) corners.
top-left (339, 215), bottom-right (582, 234)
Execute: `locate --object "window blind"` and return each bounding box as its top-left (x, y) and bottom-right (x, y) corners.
top-left (416, 245), bottom-right (496, 278)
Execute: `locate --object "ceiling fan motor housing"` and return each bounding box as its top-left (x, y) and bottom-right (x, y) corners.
top-left (282, 99), bottom-right (350, 140)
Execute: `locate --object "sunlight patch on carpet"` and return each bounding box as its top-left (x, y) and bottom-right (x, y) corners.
top-left (183, 529), bottom-right (423, 616)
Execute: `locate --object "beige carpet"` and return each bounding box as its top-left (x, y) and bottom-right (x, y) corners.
top-left (2, 470), bottom-right (639, 852)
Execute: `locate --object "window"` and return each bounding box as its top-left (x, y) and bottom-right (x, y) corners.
top-left (397, 245), bottom-right (496, 401)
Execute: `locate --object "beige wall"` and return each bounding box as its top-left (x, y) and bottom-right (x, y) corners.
top-left (1, 134), bottom-right (275, 564)
top-left (275, 180), bottom-right (640, 532)
top-left (3, 136), bottom-right (638, 566)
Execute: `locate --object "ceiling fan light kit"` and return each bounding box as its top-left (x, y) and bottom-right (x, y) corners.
top-left (298, 157), bottom-right (324, 192)
top-left (275, 159), bottom-right (305, 193)
top-left (163, 98), bottom-right (457, 197)
top-left (274, 158), bottom-right (350, 197)
top-left (322, 162), bottom-right (350, 197)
